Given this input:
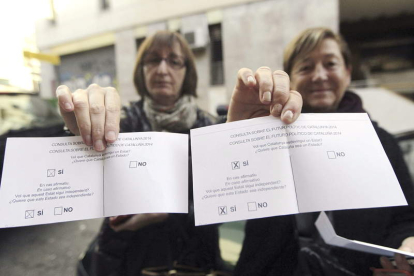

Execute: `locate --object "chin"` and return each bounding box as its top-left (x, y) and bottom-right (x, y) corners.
top-left (304, 101), bottom-right (337, 113)
top-left (151, 93), bottom-right (180, 106)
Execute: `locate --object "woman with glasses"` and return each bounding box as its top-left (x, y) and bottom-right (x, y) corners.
top-left (78, 31), bottom-right (222, 276)
top-left (57, 30), bottom-right (302, 276)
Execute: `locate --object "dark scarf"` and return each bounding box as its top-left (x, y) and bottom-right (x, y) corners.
top-left (302, 91), bottom-right (366, 113)
top-left (336, 91), bottom-right (366, 113)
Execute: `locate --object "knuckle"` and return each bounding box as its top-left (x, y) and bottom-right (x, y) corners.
top-left (73, 89), bottom-right (85, 95)
top-left (89, 104), bottom-right (105, 115)
top-left (258, 66), bottom-right (271, 72)
top-left (91, 127), bottom-right (104, 137)
top-left (260, 80), bottom-right (273, 88)
top-left (105, 87), bottom-right (118, 94)
top-left (273, 70), bottom-right (289, 77)
top-left (78, 122), bottom-right (91, 132)
top-left (73, 99), bottom-right (89, 110)
top-left (106, 104), bottom-right (120, 114)
top-left (275, 83), bottom-right (288, 93)
top-left (88, 84), bottom-right (106, 96)
top-left (87, 83), bottom-right (101, 91)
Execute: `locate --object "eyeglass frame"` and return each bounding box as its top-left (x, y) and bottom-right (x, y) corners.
top-left (142, 54), bottom-right (187, 70)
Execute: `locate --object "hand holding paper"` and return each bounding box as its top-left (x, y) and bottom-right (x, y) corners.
top-left (399, 237), bottom-right (414, 254)
top-left (316, 212), bottom-right (414, 258)
top-left (191, 113), bottom-right (407, 226)
top-left (56, 84), bottom-right (121, 151)
top-left (227, 68), bottom-right (302, 123)
top-left (0, 132), bottom-right (188, 228)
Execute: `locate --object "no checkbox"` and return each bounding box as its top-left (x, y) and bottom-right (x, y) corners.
top-left (54, 207), bottom-right (63, 215)
top-left (248, 202), bottom-right (257, 211)
top-left (327, 151), bottom-right (336, 159)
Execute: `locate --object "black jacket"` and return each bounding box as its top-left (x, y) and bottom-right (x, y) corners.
top-left (234, 91), bottom-right (414, 276)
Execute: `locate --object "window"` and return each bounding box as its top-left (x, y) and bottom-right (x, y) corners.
top-left (100, 0), bottom-right (110, 10)
top-left (209, 24), bottom-right (224, 85)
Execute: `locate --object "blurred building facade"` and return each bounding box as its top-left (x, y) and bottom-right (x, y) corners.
top-left (35, 0), bottom-right (414, 115)
top-left (339, 0), bottom-right (414, 101)
top-left (35, 0), bottom-right (338, 114)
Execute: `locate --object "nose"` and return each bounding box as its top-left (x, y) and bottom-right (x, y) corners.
top-left (312, 63), bottom-right (328, 82)
top-left (156, 59), bottom-right (168, 74)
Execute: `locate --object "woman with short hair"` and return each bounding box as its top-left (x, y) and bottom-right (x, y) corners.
top-left (234, 27), bottom-right (414, 276)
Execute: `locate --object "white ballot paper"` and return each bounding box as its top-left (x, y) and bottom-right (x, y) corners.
top-left (191, 113), bottom-right (407, 226)
top-left (316, 211), bottom-right (414, 257)
top-left (0, 132), bottom-right (188, 228)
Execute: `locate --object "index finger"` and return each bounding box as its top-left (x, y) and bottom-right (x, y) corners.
top-left (255, 66), bottom-right (274, 104)
top-left (271, 70), bottom-right (290, 116)
top-left (104, 87), bottom-right (121, 143)
top-left (235, 68), bottom-right (256, 90)
top-left (56, 85), bottom-right (79, 134)
top-left (56, 85), bottom-right (74, 113)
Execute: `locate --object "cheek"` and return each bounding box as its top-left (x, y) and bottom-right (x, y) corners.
top-left (333, 74), bottom-right (348, 92)
top-left (291, 76), bottom-right (306, 94)
top-left (175, 71), bottom-right (186, 88)
top-left (144, 70), bottom-right (152, 87)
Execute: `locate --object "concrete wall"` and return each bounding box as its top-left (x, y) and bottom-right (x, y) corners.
top-left (36, 0), bottom-right (262, 50)
top-left (114, 29), bottom-right (138, 103)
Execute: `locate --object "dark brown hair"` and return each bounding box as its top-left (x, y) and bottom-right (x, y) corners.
top-left (133, 30), bottom-right (198, 98)
top-left (283, 27), bottom-right (352, 75)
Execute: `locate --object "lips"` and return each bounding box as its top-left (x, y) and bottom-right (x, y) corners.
top-left (153, 81), bottom-right (171, 87)
top-left (309, 88), bottom-right (332, 93)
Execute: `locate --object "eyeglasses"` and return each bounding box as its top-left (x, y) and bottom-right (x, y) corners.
top-left (143, 55), bottom-right (186, 70)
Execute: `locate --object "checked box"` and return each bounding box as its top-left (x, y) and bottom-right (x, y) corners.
top-left (231, 161), bottom-right (240, 170)
top-left (47, 169), bottom-right (56, 177)
top-left (218, 206), bottom-right (227, 215)
top-left (25, 210), bottom-right (34, 219)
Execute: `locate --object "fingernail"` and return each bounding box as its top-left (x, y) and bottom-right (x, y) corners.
top-left (247, 76), bottom-right (255, 83)
top-left (282, 110), bottom-right (294, 121)
top-left (85, 135), bottom-right (92, 146)
top-left (262, 91), bottom-right (271, 102)
top-left (64, 103), bottom-right (72, 110)
top-left (106, 131), bottom-right (116, 141)
top-left (94, 140), bottom-right (104, 151)
top-left (56, 86), bottom-right (66, 96)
